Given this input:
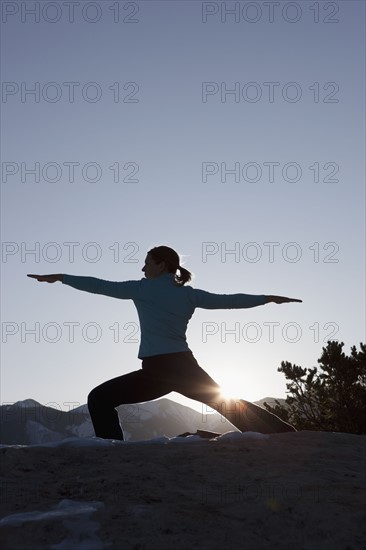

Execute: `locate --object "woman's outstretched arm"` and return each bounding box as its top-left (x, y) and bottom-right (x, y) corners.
top-left (27, 274), bottom-right (64, 283)
top-left (27, 273), bottom-right (140, 300)
top-left (192, 288), bottom-right (302, 310)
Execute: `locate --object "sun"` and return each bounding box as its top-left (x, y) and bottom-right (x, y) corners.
top-left (217, 377), bottom-right (242, 401)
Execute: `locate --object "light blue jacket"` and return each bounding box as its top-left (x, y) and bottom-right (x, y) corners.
top-left (62, 273), bottom-right (266, 358)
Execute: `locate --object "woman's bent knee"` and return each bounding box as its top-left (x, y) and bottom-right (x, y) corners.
top-left (87, 385), bottom-right (105, 408)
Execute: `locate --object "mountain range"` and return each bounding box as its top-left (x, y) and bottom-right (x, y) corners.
top-left (0, 397), bottom-right (285, 445)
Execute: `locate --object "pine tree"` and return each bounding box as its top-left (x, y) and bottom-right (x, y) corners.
top-left (264, 341), bottom-right (366, 434)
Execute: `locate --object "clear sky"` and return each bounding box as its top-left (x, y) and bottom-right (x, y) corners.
top-left (1, 0), bottom-right (365, 414)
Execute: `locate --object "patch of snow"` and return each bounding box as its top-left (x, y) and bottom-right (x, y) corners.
top-left (213, 431), bottom-right (270, 441)
top-left (0, 499), bottom-right (109, 549)
top-left (0, 431), bottom-right (270, 449)
top-left (168, 435), bottom-right (205, 443)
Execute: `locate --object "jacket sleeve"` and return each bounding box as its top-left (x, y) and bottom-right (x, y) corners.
top-left (190, 288), bottom-right (266, 309)
top-left (62, 274), bottom-right (141, 300)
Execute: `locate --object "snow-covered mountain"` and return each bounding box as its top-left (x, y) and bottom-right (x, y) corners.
top-left (1, 396), bottom-right (288, 445)
top-left (0, 398), bottom-right (242, 445)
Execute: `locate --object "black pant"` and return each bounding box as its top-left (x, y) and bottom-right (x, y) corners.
top-left (87, 351), bottom-right (296, 439)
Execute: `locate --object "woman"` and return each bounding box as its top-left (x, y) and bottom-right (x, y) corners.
top-left (28, 245), bottom-right (302, 439)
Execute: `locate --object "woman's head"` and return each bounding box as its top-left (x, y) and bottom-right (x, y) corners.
top-left (142, 245), bottom-right (192, 286)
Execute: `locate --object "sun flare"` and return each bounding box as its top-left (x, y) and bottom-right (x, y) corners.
top-left (217, 379), bottom-right (242, 401)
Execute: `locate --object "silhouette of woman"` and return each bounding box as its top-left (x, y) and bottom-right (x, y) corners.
top-left (28, 245), bottom-right (302, 439)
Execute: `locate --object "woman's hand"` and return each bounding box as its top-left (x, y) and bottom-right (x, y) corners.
top-left (27, 274), bottom-right (63, 283)
top-left (265, 295), bottom-right (302, 304)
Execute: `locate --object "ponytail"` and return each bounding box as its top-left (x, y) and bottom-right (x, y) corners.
top-left (175, 265), bottom-right (192, 286)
